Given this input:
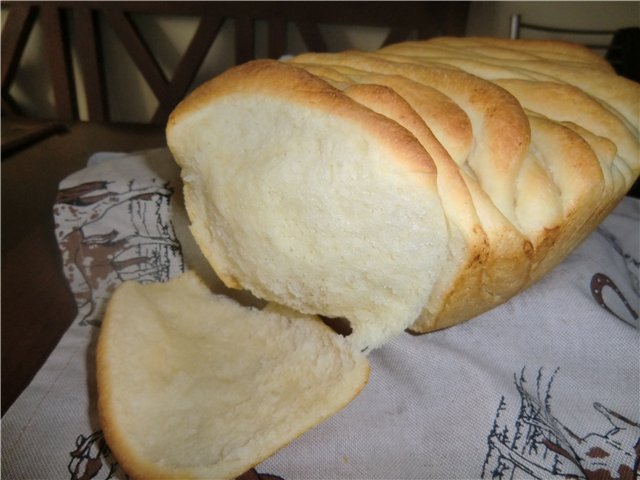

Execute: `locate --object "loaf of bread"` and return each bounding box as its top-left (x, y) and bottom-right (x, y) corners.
top-left (99, 37), bottom-right (639, 479)
top-left (97, 271), bottom-right (369, 480)
top-left (167, 37), bottom-right (639, 345)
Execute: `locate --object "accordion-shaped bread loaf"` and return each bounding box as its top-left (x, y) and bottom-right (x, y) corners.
top-left (168, 37), bottom-right (640, 346)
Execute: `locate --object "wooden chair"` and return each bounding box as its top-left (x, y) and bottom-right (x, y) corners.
top-left (509, 13), bottom-right (616, 54)
top-left (1, 1), bottom-right (470, 124)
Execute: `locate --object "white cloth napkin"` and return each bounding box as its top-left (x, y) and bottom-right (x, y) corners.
top-left (2, 150), bottom-right (638, 480)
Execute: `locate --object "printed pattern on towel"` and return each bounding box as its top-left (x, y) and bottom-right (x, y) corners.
top-left (54, 179), bottom-right (184, 326)
top-left (68, 431), bottom-right (122, 480)
top-left (591, 226), bottom-right (640, 328)
top-left (66, 429), bottom-right (286, 480)
top-left (481, 367), bottom-right (640, 480)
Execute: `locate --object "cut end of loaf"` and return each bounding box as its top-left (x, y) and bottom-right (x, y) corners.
top-left (168, 60), bottom-right (449, 351)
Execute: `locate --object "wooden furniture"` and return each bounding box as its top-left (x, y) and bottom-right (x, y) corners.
top-left (1, 1), bottom-right (470, 124)
top-left (509, 13), bottom-right (617, 53)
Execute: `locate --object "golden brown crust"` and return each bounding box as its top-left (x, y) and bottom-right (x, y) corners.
top-left (170, 60), bottom-right (437, 177)
top-left (493, 79), bottom-right (639, 179)
top-left (306, 64), bottom-right (475, 166)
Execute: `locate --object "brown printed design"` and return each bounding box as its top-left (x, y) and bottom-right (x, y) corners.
top-left (596, 226), bottom-right (639, 298)
top-left (591, 273), bottom-right (638, 326)
top-left (482, 367), bottom-right (640, 479)
top-left (591, 227), bottom-right (640, 327)
top-left (68, 431), bottom-right (123, 480)
top-left (54, 179), bottom-right (184, 326)
top-left (67, 430), bottom-right (285, 480)
top-left (236, 468), bottom-right (285, 480)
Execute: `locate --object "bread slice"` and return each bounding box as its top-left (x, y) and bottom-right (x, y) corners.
top-left (167, 59), bottom-right (450, 350)
top-left (97, 271), bottom-right (369, 480)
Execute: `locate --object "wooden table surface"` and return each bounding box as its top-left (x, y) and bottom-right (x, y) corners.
top-left (1, 119), bottom-right (166, 415)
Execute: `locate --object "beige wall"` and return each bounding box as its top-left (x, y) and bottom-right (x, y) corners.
top-left (2, 2), bottom-right (638, 122)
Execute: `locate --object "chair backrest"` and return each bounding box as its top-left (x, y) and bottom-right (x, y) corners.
top-left (1, 1), bottom-right (470, 124)
top-left (509, 13), bottom-right (616, 54)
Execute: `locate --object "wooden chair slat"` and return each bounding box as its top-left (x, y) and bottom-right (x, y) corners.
top-left (41, 5), bottom-right (77, 120)
top-left (103, 9), bottom-right (168, 99)
top-left (73, 7), bottom-right (109, 122)
top-left (295, 20), bottom-right (328, 53)
top-left (267, 17), bottom-right (287, 59)
top-left (235, 16), bottom-right (255, 65)
top-left (2, 94), bottom-right (23, 116)
top-left (382, 27), bottom-right (415, 47)
top-left (152, 14), bottom-right (225, 124)
top-left (438, 1), bottom-right (470, 37)
top-left (1, 4), bottom-right (38, 91)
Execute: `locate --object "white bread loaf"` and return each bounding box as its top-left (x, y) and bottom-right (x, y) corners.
top-left (166, 40), bottom-right (639, 336)
top-left (97, 271), bottom-right (369, 480)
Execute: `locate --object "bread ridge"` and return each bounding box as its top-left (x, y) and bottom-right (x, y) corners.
top-left (301, 53), bottom-right (576, 259)
top-left (289, 44), bottom-right (639, 331)
top-left (374, 39), bottom-right (638, 315)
